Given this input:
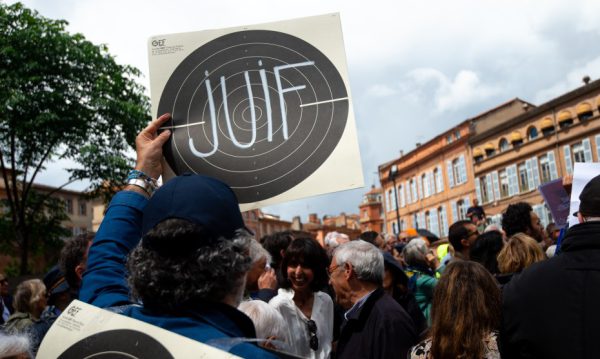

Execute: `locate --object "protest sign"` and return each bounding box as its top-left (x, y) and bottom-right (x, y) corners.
top-left (538, 179), bottom-right (570, 228)
top-left (147, 13), bottom-right (363, 211)
top-left (37, 300), bottom-right (239, 358)
top-left (568, 162), bottom-right (600, 227)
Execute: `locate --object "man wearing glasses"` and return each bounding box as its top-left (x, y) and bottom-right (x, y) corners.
top-left (328, 240), bottom-right (417, 358)
top-left (448, 220), bottom-right (480, 261)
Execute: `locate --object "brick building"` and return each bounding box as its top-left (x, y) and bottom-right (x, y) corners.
top-left (379, 78), bottom-right (600, 238)
top-left (358, 185), bottom-right (384, 233)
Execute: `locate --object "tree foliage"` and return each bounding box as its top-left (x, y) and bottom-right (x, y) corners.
top-left (0, 2), bottom-right (150, 273)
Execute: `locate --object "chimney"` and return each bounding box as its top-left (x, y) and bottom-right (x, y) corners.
top-left (416, 142), bottom-right (421, 147)
top-left (308, 213), bottom-right (319, 224)
top-left (583, 75), bottom-right (591, 85)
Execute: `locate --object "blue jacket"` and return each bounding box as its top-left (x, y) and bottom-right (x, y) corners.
top-left (80, 191), bottom-right (277, 358)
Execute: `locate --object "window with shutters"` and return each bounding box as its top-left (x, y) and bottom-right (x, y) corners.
top-left (499, 170), bottom-right (509, 198)
top-left (479, 177), bottom-right (490, 203)
top-left (438, 206), bottom-right (448, 237)
top-left (518, 163), bottom-right (529, 192)
top-left (434, 167), bottom-right (443, 193)
top-left (457, 200), bottom-right (467, 220)
top-left (539, 155), bottom-right (551, 184)
top-left (65, 198), bottom-right (73, 214)
top-left (573, 142), bottom-right (586, 163)
top-left (422, 173), bottom-right (430, 198)
top-left (78, 201), bottom-right (87, 216)
top-left (398, 185), bottom-right (405, 207)
top-left (452, 159), bottom-right (461, 185)
top-left (410, 179), bottom-right (417, 202)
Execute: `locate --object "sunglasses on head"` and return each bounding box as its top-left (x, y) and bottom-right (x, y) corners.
top-left (307, 319), bottom-right (318, 351)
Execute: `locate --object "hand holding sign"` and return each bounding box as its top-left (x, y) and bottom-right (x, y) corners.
top-left (136, 113), bottom-right (172, 180)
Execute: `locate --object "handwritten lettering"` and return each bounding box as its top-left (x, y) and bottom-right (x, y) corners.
top-left (187, 60), bottom-right (315, 158)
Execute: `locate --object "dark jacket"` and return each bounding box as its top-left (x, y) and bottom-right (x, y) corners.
top-left (336, 288), bottom-right (417, 359)
top-left (500, 221), bottom-right (600, 359)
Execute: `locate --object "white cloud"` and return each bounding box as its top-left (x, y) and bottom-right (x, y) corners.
top-left (405, 68), bottom-right (501, 113)
top-left (534, 55), bottom-right (600, 103)
top-left (365, 84), bottom-right (397, 97)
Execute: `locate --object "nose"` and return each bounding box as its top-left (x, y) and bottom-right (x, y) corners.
top-left (295, 265), bottom-right (303, 275)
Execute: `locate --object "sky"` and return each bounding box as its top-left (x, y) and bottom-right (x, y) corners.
top-left (7, 0), bottom-right (600, 222)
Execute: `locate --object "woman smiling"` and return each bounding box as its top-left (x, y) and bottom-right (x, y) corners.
top-left (269, 237), bottom-right (333, 358)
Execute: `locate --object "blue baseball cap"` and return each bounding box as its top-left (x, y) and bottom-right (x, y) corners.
top-left (142, 173), bottom-right (248, 245)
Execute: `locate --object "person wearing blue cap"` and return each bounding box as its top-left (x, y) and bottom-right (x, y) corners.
top-left (80, 114), bottom-right (278, 358)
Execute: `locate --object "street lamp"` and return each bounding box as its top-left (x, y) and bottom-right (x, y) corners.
top-left (388, 165), bottom-right (402, 235)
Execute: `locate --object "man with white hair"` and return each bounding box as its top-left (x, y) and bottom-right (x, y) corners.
top-left (328, 240), bottom-right (417, 358)
top-left (323, 231), bottom-right (349, 257)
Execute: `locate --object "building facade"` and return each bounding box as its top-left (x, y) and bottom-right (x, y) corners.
top-left (379, 78), bottom-right (600, 238)
top-left (379, 119), bottom-right (479, 238)
top-left (470, 81), bottom-right (600, 227)
top-left (242, 209), bottom-right (292, 240)
top-left (358, 185), bottom-right (384, 233)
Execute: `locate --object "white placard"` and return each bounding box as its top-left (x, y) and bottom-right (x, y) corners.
top-left (568, 162), bottom-right (600, 227)
top-left (147, 13), bottom-right (363, 211)
top-left (37, 300), bottom-right (239, 358)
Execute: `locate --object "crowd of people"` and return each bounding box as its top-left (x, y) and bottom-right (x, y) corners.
top-left (1, 114), bottom-right (600, 359)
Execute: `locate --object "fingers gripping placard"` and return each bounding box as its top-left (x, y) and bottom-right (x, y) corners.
top-left (149, 14), bottom-right (363, 207)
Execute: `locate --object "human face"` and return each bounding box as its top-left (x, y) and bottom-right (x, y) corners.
top-left (529, 212), bottom-right (547, 243)
top-left (246, 257), bottom-right (267, 291)
top-left (287, 260), bottom-right (314, 293)
top-left (464, 224), bottom-right (479, 247)
top-left (328, 258), bottom-right (352, 309)
top-left (0, 278), bottom-right (8, 296)
top-left (374, 235), bottom-right (386, 250)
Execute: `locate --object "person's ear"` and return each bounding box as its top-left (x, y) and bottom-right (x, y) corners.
top-left (343, 262), bottom-right (353, 280)
top-left (460, 238), bottom-right (469, 248)
top-left (578, 212), bottom-right (585, 224)
top-left (75, 263), bottom-right (86, 283)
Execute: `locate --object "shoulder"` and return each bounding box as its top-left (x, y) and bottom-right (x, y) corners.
top-left (503, 256), bottom-right (561, 299)
top-left (314, 291), bottom-right (333, 306)
top-left (268, 289), bottom-right (293, 304)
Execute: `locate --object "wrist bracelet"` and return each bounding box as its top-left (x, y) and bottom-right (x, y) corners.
top-left (127, 178), bottom-right (152, 195)
top-left (126, 170), bottom-right (159, 195)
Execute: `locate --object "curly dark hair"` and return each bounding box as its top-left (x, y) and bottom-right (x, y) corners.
top-left (59, 232), bottom-right (94, 289)
top-left (127, 219), bottom-right (251, 312)
top-left (280, 237), bottom-right (329, 292)
top-left (502, 202), bottom-right (533, 237)
top-left (448, 220), bottom-right (472, 251)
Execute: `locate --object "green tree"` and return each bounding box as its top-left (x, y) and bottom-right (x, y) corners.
top-left (0, 2), bottom-right (150, 274)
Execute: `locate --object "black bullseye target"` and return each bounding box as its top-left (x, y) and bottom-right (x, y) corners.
top-left (158, 30), bottom-right (349, 203)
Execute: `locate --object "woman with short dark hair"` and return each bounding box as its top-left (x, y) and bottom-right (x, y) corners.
top-left (269, 237), bottom-right (333, 358)
top-left (409, 261), bottom-right (501, 359)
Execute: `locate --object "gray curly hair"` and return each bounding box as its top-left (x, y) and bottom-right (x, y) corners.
top-left (127, 218), bottom-right (252, 311)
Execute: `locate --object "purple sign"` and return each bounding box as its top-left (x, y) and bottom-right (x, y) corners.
top-left (538, 179), bottom-right (570, 228)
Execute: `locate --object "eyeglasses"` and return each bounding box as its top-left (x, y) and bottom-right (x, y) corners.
top-left (327, 265), bottom-right (341, 278)
top-left (306, 319), bottom-right (318, 351)
top-left (466, 230), bottom-right (479, 238)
